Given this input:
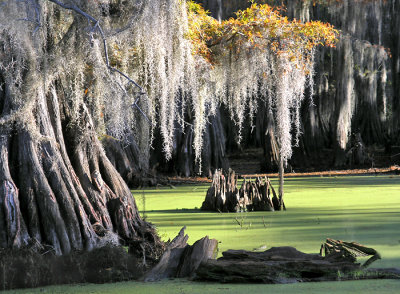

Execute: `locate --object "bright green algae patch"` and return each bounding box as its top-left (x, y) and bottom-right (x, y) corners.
top-left (135, 175), bottom-right (400, 268)
top-left (6, 175), bottom-right (400, 293)
top-left (6, 279), bottom-right (400, 294)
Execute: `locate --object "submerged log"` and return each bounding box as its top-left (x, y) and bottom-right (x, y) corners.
top-left (201, 169), bottom-right (284, 212)
top-left (195, 243), bottom-right (398, 283)
top-left (196, 247), bottom-right (360, 283)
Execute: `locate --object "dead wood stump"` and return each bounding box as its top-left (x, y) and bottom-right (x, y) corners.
top-left (201, 169), bottom-right (284, 212)
top-left (143, 227), bottom-right (218, 281)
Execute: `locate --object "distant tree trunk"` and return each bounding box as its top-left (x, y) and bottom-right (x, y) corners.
top-left (278, 153), bottom-right (285, 211)
top-left (151, 108), bottom-right (229, 177)
top-left (264, 114), bottom-right (280, 171)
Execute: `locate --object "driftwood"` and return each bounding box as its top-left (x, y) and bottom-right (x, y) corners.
top-left (143, 227), bottom-right (217, 281)
top-left (195, 245), bottom-right (399, 283)
top-left (143, 235), bottom-right (399, 284)
top-left (321, 238), bottom-right (381, 268)
top-left (201, 169), bottom-right (284, 212)
top-left (196, 247), bottom-right (360, 283)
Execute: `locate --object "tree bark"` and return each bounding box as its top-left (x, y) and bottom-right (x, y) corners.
top-left (195, 246), bottom-right (398, 284)
top-left (143, 227), bottom-right (218, 281)
top-left (0, 2), bottom-right (161, 257)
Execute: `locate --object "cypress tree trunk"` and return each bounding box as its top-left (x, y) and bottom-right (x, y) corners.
top-left (0, 1), bottom-right (161, 256)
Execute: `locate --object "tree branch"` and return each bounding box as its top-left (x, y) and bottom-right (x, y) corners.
top-left (14, 0), bottom-right (41, 33)
top-left (47, 0), bottom-right (149, 121)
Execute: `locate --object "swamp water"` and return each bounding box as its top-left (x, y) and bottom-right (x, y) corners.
top-left (137, 175), bottom-right (400, 268)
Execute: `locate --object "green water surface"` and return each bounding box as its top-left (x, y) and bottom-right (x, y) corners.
top-left (8, 175), bottom-right (400, 293)
top-left (136, 175), bottom-right (400, 268)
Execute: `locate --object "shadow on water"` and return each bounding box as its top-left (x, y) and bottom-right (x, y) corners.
top-left (135, 176), bottom-right (400, 192)
top-left (144, 208), bottom-right (203, 214)
top-left (144, 206), bottom-right (400, 234)
top-left (282, 175), bottom-right (400, 189)
top-left (143, 206), bottom-right (400, 216)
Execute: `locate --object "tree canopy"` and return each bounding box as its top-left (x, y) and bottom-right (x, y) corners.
top-left (182, 0), bottom-right (338, 166)
top-left (187, 1), bottom-right (337, 66)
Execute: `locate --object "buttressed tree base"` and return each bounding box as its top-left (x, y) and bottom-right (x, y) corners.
top-left (0, 0), bottom-right (337, 256)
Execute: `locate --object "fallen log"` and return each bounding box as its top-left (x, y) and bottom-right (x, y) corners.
top-left (201, 169), bottom-right (284, 212)
top-left (196, 247), bottom-right (359, 283)
top-left (195, 245), bottom-right (399, 283)
top-left (195, 240), bottom-right (399, 283)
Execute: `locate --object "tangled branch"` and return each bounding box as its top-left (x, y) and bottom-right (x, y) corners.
top-left (16, 0), bottom-right (41, 33)
top-left (1, 0), bottom-right (149, 121)
top-left (47, 0), bottom-right (149, 122)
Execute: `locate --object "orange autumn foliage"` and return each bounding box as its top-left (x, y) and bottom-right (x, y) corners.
top-left (186, 1), bottom-right (338, 71)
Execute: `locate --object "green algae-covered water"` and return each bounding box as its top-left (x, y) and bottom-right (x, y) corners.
top-left (136, 175), bottom-right (400, 269)
top-left (8, 175), bottom-right (400, 293)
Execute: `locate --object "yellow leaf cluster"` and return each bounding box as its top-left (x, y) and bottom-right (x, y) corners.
top-left (186, 1), bottom-right (339, 69)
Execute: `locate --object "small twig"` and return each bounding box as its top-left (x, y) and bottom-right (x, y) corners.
top-left (234, 217), bottom-right (241, 226)
top-left (41, 247), bottom-right (55, 255)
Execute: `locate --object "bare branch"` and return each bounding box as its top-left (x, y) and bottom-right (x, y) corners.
top-left (47, 0), bottom-right (149, 121)
top-left (109, 0), bottom-right (145, 37)
top-left (14, 0), bottom-right (41, 33)
top-left (47, 0), bottom-right (97, 22)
